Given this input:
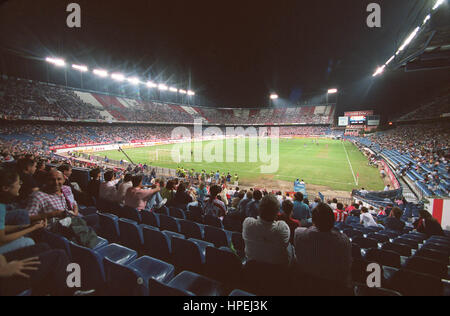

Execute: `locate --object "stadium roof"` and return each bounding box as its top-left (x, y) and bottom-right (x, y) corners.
top-left (0, 0), bottom-right (449, 117)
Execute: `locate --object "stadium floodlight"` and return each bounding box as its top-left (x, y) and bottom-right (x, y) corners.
top-left (372, 65), bottom-right (385, 77)
top-left (146, 81), bottom-right (157, 88)
top-left (127, 77), bottom-right (140, 85)
top-left (433, 0), bottom-right (445, 10)
top-left (111, 73), bottom-right (125, 81)
top-left (397, 27), bottom-right (420, 54)
top-left (385, 55), bottom-right (395, 66)
top-left (46, 57), bottom-right (66, 67)
top-left (187, 90), bottom-right (195, 96)
top-left (158, 84), bottom-right (168, 91)
top-left (327, 89), bottom-right (338, 94)
top-left (179, 89), bottom-right (187, 94)
top-left (169, 87), bottom-right (178, 92)
top-left (93, 69), bottom-right (108, 77)
top-left (270, 94), bottom-right (279, 99)
top-left (423, 14), bottom-right (431, 26)
top-left (72, 64), bottom-right (88, 72)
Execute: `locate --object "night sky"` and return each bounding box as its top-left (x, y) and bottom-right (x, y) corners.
top-left (0, 0), bottom-right (448, 119)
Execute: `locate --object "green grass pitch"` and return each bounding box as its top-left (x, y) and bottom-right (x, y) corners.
top-left (95, 138), bottom-right (385, 192)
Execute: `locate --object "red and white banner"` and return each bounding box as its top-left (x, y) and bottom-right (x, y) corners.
top-left (380, 160), bottom-right (400, 189)
top-left (426, 199), bottom-right (450, 230)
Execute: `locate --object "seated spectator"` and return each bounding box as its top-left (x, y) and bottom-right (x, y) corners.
top-left (27, 170), bottom-right (97, 226)
top-left (333, 203), bottom-right (348, 223)
top-left (172, 182), bottom-right (193, 206)
top-left (0, 244), bottom-right (72, 296)
top-left (160, 179), bottom-right (175, 205)
top-left (231, 190), bottom-right (245, 209)
top-left (196, 182), bottom-right (208, 205)
top-left (413, 209), bottom-right (445, 237)
top-left (16, 158), bottom-right (39, 206)
top-left (245, 190), bottom-right (262, 219)
top-left (349, 204), bottom-right (361, 217)
top-left (99, 170), bottom-right (121, 203)
top-left (57, 164), bottom-right (72, 187)
top-left (292, 192), bottom-right (311, 226)
top-left (0, 168), bottom-right (46, 255)
top-left (117, 173), bottom-right (133, 204)
top-left (384, 207), bottom-right (405, 232)
top-left (124, 175), bottom-right (164, 211)
top-left (294, 203), bottom-right (351, 285)
top-left (329, 198), bottom-right (338, 210)
top-left (34, 160), bottom-right (47, 188)
top-left (243, 194), bottom-right (292, 265)
top-left (360, 207), bottom-right (379, 228)
top-left (204, 185), bottom-right (227, 218)
top-left (87, 168), bottom-right (101, 201)
top-left (277, 200), bottom-right (300, 243)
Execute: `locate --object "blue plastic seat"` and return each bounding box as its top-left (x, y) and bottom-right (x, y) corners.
top-left (40, 230), bottom-right (72, 259)
top-left (188, 238), bottom-right (215, 260)
top-left (179, 219), bottom-right (204, 239)
top-left (148, 278), bottom-right (194, 296)
top-left (121, 206), bottom-right (142, 223)
top-left (415, 248), bottom-right (449, 265)
top-left (204, 215), bottom-right (223, 228)
top-left (154, 205), bottom-right (169, 216)
top-left (377, 230), bottom-right (400, 239)
top-left (94, 236), bottom-right (109, 250)
top-left (393, 238), bottom-right (419, 250)
top-left (352, 237), bottom-right (379, 249)
top-left (142, 226), bottom-right (171, 262)
top-left (404, 256), bottom-right (448, 279)
top-left (422, 242), bottom-right (450, 255)
top-left (98, 213), bottom-right (120, 243)
top-left (159, 214), bottom-right (180, 233)
top-left (382, 242), bottom-right (413, 257)
top-left (104, 256), bottom-right (175, 296)
top-left (204, 226), bottom-right (229, 248)
top-left (205, 246), bottom-right (243, 285)
top-left (69, 242), bottom-right (107, 291)
top-left (97, 243), bottom-right (138, 265)
top-left (367, 233), bottom-right (390, 244)
top-left (343, 229), bottom-right (364, 240)
top-left (171, 237), bottom-right (204, 273)
top-left (187, 206), bottom-right (203, 223)
top-left (166, 270), bottom-right (223, 296)
top-left (364, 248), bottom-right (401, 268)
top-left (388, 269), bottom-right (443, 296)
top-left (118, 218), bottom-right (143, 251)
top-left (229, 289), bottom-right (256, 296)
top-left (169, 207), bottom-right (186, 219)
top-left (352, 244), bottom-right (362, 259)
top-left (141, 211), bottom-right (160, 228)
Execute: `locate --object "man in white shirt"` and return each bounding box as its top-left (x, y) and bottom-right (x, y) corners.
top-left (360, 207), bottom-right (379, 228)
top-left (243, 194), bottom-right (292, 265)
top-left (99, 170), bottom-right (122, 203)
top-left (384, 184), bottom-right (391, 191)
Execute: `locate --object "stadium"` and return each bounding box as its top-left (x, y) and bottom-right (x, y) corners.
top-left (0, 0), bottom-right (449, 298)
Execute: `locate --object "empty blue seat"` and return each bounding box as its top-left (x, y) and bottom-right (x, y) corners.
top-left (204, 215), bottom-right (223, 228)
top-left (154, 205), bottom-right (169, 216)
top-left (142, 226), bottom-right (171, 262)
top-left (382, 242), bottom-right (413, 257)
top-left (97, 243), bottom-right (138, 265)
top-left (118, 218), bottom-right (143, 251)
top-left (188, 238), bottom-right (215, 259)
top-left (169, 207), bottom-right (186, 219)
top-left (171, 237), bottom-right (204, 273)
top-left (400, 234), bottom-right (425, 243)
top-left (388, 269), bottom-right (443, 296)
top-left (187, 206), bottom-right (203, 223)
top-left (352, 244), bottom-right (362, 259)
top-left (415, 248), bottom-right (449, 265)
top-left (141, 211), bottom-right (160, 228)
top-left (205, 246), bottom-right (243, 285)
top-left (364, 248), bottom-right (401, 268)
top-left (352, 237), bottom-right (378, 249)
top-left (162, 230), bottom-right (185, 241)
top-left (94, 236), bottom-right (109, 250)
top-left (204, 226), bottom-right (229, 248)
top-left (405, 256), bottom-right (448, 279)
top-left (166, 271), bottom-right (223, 296)
top-left (343, 229), bottom-right (364, 240)
top-left (148, 278), bottom-right (194, 296)
top-left (377, 230), bottom-right (400, 239)
top-left (423, 242), bottom-right (450, 254)
top-left (121, 206), bottom-right (142, 223)
top-left (40, 230), bottom-right (72, 259)
top-left (179, 219), bottom-right (204, 239)
top-left (393, 238), bottom-right (419, 250)
top-left (229, 289), bottom-right (256, 296)
top-left (367, 233), bottom-right (390, 244)
top-left (98, 213), bottom-right (120, 243)
top-left (104, 256), bottom-right (175, 296)
top-left (159, 214), bottom-right (180, 233)
top-left (428, 236), bottom-right (450, 245)
top-left (69, 242), bottom-right (107, 291)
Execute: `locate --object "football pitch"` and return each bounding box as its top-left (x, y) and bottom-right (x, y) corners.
top-left (95, 138), bottom-right (385, 192)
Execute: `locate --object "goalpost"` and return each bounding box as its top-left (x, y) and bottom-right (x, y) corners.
top-left (148, 149), bottom-right (180, 163)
